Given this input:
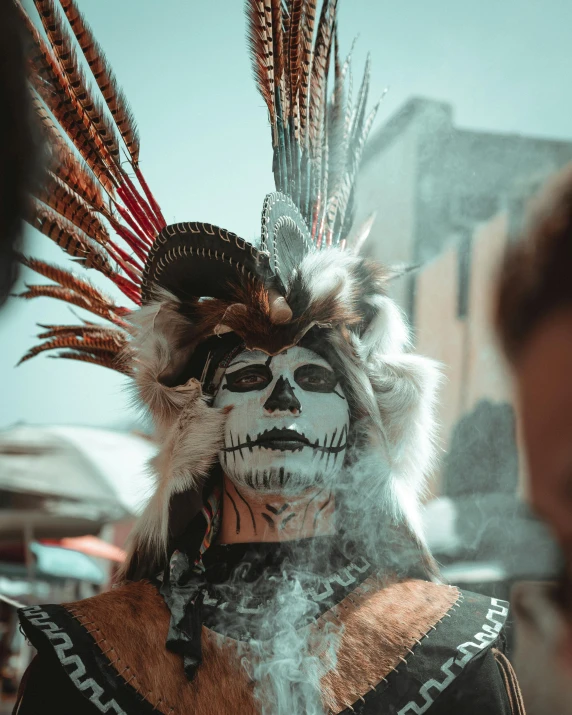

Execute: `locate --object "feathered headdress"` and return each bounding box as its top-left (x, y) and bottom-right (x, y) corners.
top-left (18, 0), bottom-right (441, 580)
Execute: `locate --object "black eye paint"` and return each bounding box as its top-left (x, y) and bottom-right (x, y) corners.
top-left (294, 364), bottom-right (340, 393)
top-left (223, 364), bottom-right (273, 392)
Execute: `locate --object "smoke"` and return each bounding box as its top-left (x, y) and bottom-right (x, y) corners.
top-left (200, 442), bottom-right (432, 714)
top-left (248, 577), bottom-right (339, 715)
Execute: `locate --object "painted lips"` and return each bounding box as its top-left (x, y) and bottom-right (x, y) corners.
top-left (222, 426), bottom-right (348, 454)
top-left (254, 427), bottom-right (310, 451)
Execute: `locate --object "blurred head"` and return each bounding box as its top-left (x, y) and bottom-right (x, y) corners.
top-left (496, 165), bottom-right (572, 561)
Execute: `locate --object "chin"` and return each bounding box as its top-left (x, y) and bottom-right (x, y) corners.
top-left (220, 445), bottom-right (346, 493)
top-left (227, 464), bottom-right (331, 492)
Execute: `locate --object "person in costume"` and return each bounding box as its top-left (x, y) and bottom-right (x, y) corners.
top-left (13, 1), bottom-right (524, 713)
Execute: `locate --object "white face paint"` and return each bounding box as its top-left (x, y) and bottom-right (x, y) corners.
top-left (213, 346), bottom-right (350, 492)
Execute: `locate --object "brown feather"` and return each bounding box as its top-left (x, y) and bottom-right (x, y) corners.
top-left (55, 148), bottom-right (111, 216)
top-left (59, 0), bottom-right (140, 165)
top-left (21, 11), bottom-right (117, 193)
top-left (299, 0), bottom-right (317, 142)
top-left (53, 350), bottom-right (132, 374)
top-left (30, 92), bottom-right (111, 212)
top-left (246, 0), bottom-right (275, 128)
top-left (34, 171), bottom-right (110, 244)
top-left (33, 0), bottom-right (121, 163)
top-left (36, 323), bottom-right (123, 340)
top-left (309, 0), bottom-right (337, 154)
top-left (19, 5), bottom-right (119, 190)
top-left (288, 0), bottom-right (304, 105)
top-left (270, 0), bottom-right (284, 84)
top-left (26, 200), bottom-right (116, 278)
top-left (17, 284), bottom-right (119, 322)
top-left (20, 256), bottom-right (128, 322)
top-left (20, 333), bottom-right (123, 363)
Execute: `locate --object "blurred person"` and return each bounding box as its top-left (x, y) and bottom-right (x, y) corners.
top-left (13, 1), bottom-right (523, 713)
top-left (0, 0), bottom-right (37, 306)
top-left (496, 163), bottom-right (572, 714)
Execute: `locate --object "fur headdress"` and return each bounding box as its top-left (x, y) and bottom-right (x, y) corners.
top-left (17, 0), bottom-right (441, 579)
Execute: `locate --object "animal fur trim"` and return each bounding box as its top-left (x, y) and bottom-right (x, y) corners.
top-left (120, 378), bottom-right (230, 580)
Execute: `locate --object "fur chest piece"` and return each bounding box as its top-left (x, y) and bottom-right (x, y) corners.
top-left (18, 578), bottom-right (509, 715)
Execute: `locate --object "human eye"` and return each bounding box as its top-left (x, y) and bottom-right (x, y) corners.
top-left (294, 364), bottom-right (337, 392)
top-left (224, 365), bottom-right (272, 392)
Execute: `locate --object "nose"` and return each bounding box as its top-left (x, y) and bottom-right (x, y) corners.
top-left (263, 377), bottom-right (302, 415)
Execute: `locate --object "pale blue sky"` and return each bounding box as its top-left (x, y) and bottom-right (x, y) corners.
top-left (2, 0), bottom-right (572, 429)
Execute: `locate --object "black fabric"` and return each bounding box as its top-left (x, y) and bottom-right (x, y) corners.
top-left (17, 603), bottom-right (157, 715)
top-left (433, 648), bottom-right (513, 714)
top-left (14, 652), bottom-right (101, 715)
top-left (159, 536), bottom-right (374, 680)
top-left (14, 649), bottom-right (513, 715)
top-left (344, 589), bottom-right (511, 714)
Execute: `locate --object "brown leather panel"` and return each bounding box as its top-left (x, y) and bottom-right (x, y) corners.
top-left (317, 577), bottom-right (460, 714)
top-left (64, 577), bottom-right (459, 715)
top-left (65, 581), bottom-right (257, 715)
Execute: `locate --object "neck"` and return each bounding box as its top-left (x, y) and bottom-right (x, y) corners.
top-left (218, 475), bottom-right (335, 544)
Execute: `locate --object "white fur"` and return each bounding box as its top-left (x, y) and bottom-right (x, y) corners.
top-left (127, 289), bottom-right (194, 438)
top-left (361, 352), bottom-right (442, 541)
top-left (123, 379), bottom-right (228, 570)
top-left (360, 294), bottom-right (410, 358)
top-left (294, 249), bottom-right (359, 312)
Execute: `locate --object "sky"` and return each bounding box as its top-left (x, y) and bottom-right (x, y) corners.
top-left (2, 0), bottom-right (572, 430)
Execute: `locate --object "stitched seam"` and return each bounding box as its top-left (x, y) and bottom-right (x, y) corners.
top-left (68, 606), bottom-right (178, 714)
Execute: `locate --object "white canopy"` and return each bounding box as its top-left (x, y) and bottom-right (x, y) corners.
top-left (0, 425), bottom-right (157, 535)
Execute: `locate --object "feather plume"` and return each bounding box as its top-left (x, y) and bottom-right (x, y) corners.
top-left (20, 256), bottom-right (129, 323)
top-left (288, 0), bottom-right (304, 105)
top-left (299, 0), bottom-right (317, 142)
top-left (27, 200), bottom-right (113, 274)
top-left (20, 7), bottom-right (117, 192)
top-left (59, 0), bottom-right (140, 165)
top-left (26, 201), bottom-right (141, 304)
top-left (31, 91), bottom-right (111, 212)
top-left (51, 350), bottom-right (132, 373)
top-left (33, 0), bottom-right (121, 163)
top-left (246, 0), bottom-right (276, 130)
top-left (34, 170), bottom-right (110, 243)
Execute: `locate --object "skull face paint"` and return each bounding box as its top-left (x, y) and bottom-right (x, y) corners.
top-left (213, 346), bottom-right (350, 492)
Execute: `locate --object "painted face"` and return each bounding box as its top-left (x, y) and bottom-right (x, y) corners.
top-left (213, 346), bottom-right (350, 492)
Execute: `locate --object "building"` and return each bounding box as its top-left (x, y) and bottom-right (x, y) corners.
top-left (356, 97), bottom-right (572, 320)
top-left (356, 98), bottom-right (572, 497)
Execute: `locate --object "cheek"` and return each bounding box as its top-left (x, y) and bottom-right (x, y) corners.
top-left (302, 393), bottom-right (350, 426)
top-left (213, 389), bottom-right (265, 419)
